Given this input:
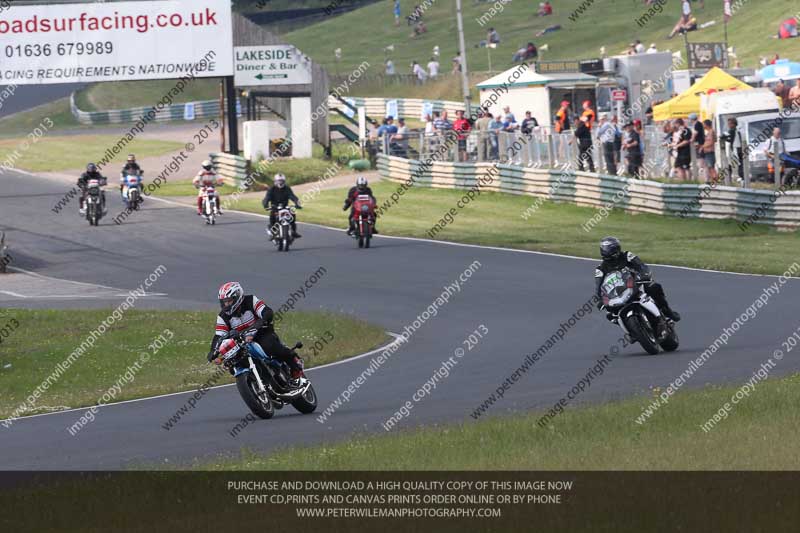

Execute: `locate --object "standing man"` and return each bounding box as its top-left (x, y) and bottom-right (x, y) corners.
top-left (689, 113), bottom-right (705, 179)
top-left (475, 109), bottom-right (492, 161)
top-left (766, 127), bottom-right (787, 184)
top-left (789, 79), bottom-right (800, 108)
top-left (597, 113), bottom-right (617, 175)
top-left (554, 100), bottom-right (571, 133)
top-left (622, 122), bottom-right (642, 178)
top-left (671, 118), bottom-right (692, 181)
top-left (580, 100), bottom-right (596, 129)
top-left (520, 111), bottom-right (539, 135)
top-left (427, 56), bottom-right (440, 80)
top-left (574, 116), bottom-right (595, 172)
top-left (453, 110), bottom-right (472, 162)
top-left (612, 116), bottom-right (622, 172)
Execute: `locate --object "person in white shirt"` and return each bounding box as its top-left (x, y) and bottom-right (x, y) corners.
top-left (385, 59), bottom-right (395, 75)
top-left (427, 57), bottom-right (439, 79)
top-left (634, 40), bottom-right (645, 54)
top-left (412, 61), bottom-right (427, 84)
top-left (646, 43), bottom-right (658, 53)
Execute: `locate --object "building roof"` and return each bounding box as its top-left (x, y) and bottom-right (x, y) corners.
top-left (477, 66), bottom-right (598, 90)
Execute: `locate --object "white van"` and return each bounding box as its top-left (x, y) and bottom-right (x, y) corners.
top-left (737, 113), bottom-right (800, 180)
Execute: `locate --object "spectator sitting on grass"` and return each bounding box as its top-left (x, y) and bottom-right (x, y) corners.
top-left (513, 42), bottom-right (538, 62)
top-left (537, 1), bottom-right (553, 16)
top-left (479, 27), bottom-right (501, 48)
top-left (669, 1), bottom-right (697, 39)
top-left (412, 20), bottom-right (427, 38)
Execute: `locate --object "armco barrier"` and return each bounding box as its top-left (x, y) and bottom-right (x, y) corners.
top-left (70, 94), bottom-right (222, 125)
top-left (377, 154), bottom-right (800, 229)
top-left (327, 96), bottom-right (464, 120)
top-left (211, 152), bottom-right (251, 188)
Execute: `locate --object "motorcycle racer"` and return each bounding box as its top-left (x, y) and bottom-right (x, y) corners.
top-left (262, 174), bottom-right (302, 240)
top-left (343, 176), bottom-right (378, 235)
top-left (78, 163), bottom-right (108, 215)
top-left (193, 160), bottom-right (224, 216)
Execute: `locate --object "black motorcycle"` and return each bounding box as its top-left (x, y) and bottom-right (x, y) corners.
top-left (600, 268), bottom-right (679, 355)
top-left (269, 204), bottom-right (297, 252)
top-left (84, 177), bottom-right (107, 226)
top-left (214, 333), bottom-right (317, 419)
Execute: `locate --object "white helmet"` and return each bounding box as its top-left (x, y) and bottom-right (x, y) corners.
top-left (202, 160), bottom-right (213, 171)
top-left (218, 281), bottom-right (244, 318)
top-left (274, 174), bottom-right (286, 188)
top-left (356, 176), bottom-right (368, 190)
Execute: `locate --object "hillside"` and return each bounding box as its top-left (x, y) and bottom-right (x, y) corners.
top-left (284, 0), bottom-right (799, 78)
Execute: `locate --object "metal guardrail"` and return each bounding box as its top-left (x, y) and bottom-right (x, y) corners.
top-left (377, 153), bottom-right (800, 229)
top-left (211, 152), bottom-right (251, 188)
top-left (327, 96), bottom-right (465, 122)
top-left (70, 94), bottom-right (223, 125)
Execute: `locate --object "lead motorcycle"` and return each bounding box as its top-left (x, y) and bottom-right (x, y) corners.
top-left (214, 333), bottom-right (317, 419)
top-left (351, 194), bottom-right (376, 249)
top-left (600, 268), bottom-right (679, 355)
top-left (200, 186), bottom-right (219, 225)
top-left (84, 177), bottom-right (107, 226)
top-left (269, 204), bottom-right (296, 252)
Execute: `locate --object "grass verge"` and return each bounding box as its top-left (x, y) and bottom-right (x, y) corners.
top-left (0, 308), bottom-right (387, 420)
top-left (195, 372), bottom-right (800, 470)
top-left (232, 180), bottom-right (800, 277)
top-left (0, 134), bottom-right (184, 173)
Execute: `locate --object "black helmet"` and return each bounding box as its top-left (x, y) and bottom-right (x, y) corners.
top-left (86, 163), bottom-right (97, 173)
top-left (600, 236), bottom-right (622, 261)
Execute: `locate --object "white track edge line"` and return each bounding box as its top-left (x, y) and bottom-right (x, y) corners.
top-left (0, 332), bottom-right (403, 425)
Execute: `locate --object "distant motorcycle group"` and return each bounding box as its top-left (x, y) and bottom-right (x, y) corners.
top-left (77, 155), bottom-right (144, 226)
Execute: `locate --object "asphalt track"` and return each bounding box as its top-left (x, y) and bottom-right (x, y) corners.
top-left (1, 170), bottom-right (799, 469)
top-left (0, 83), bottom-right (84, 119)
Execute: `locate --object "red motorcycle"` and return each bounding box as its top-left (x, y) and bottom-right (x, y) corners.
top-left (352, 194), bottom-right (376, 249)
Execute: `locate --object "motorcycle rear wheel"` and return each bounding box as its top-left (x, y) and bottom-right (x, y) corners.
top-left (236, 372), bottom-right (275, 419)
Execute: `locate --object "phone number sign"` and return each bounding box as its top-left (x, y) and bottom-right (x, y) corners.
top-left (0, 0), bottom-right (233, 85)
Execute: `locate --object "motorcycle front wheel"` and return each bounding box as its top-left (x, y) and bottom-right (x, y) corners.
top-left (291, 382), bottom-right (318, 414)
top-left (623, 314), bottom-right (660, 355)
top-left (236, 372), bottom-right (275, 419)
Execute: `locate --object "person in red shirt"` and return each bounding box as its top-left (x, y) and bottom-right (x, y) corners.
top-left (453, 110), bottom-right (472, 161)
top-left (580, 100), bottom-right (596, 130)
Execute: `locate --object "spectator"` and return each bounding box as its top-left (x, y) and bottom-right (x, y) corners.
top-left (612, 116), bottom-right (622, 169)
top-left (554, 100), bottom-right (570, 133)
top-left (634, 39), bottom-right (645, 54)
top-left (789, 79), bottom-right (800, 107)
top-left (503, 106), bottom-right (516, 124)
top-left (634, 119), bottom-right (646, 174)
top-left (671, 118), bottom-right (692, 181)
top-left (669, 1), bottom-right (695, 39)
top-left (453, 110), bottom-right (471, 161)
top-left (537, 1), bottom-right (553, 16)
top-left (689, 112), bottom-right (705, 178)
top-left (701, 119), bottom-right (717, 182)
top-left (580, 100), bottom-right (596, 129)
top-left (393, 0), bottom-right (401, 26)
top-left (646, 43), bottom-right (658, 53)
top-left (475, 110), bottom-right (492, 161)
top-left (765, 127), bottom-right (788, 183)
top-left (502, 113), bottom-right (518, 133)
top-left (488, 114), bottom-right (503, 159)
top-left (622, 122), bottom-right (642, 177)
top-left (427, 57), bottom-right (440, 79)
top-left (574, 116), bottom-right (595, 172)
top-left (520, 111), bottom-right (539, 134)
top-left (774, 80), bottom-right (791, 106)
top-left (385, 59), bottom-right (396, 76)
top-left (391, 118), bottom-right (409, 158)
top-left (452, 52), bottom-right (463, 73)
top-left (424, 113), bottom-right (435, 136)
top-left (434, 110), bottom-right (453, 132)
top-left (721, 117), bottom-right (744, 181)
top-left (662, 120), bottom-right (676, 178)
top-left (597, 113), bottom-right (617, 175)
top-left (412, 61), bottom-right (427, 84)
top-left (412, 20), bottom-right (427, 37)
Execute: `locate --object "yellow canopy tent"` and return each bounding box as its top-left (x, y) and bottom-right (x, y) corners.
top-left (653, 67), bottom-right (752, 121)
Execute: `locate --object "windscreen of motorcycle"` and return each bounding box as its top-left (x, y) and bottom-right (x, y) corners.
top-left (601, 270), bottom-right (634, 307)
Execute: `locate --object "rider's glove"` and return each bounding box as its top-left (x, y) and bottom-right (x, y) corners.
top-left (597, 302), bottom-right (606, 311)
top-left (295, 204), bottom-right (303, 210)
top-left (342, 204), bottom-right (349, 211)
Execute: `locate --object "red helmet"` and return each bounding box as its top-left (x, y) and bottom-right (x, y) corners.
top-left (218, 281), bottom-right (244, 317)
top-left (583, 100), bottom-right (591, 108)
top-left (218, 338), bottom-right (238, 357)
top-left (560, 100), bottom-right (570, 107)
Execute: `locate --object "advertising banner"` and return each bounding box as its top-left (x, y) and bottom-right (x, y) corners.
top-left (0, 0), bottom-right (233, 85)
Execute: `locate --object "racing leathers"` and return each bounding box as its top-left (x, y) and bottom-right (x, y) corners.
top-left (77, 171), bottom-right (108, 214)
top-left (193, 170), bottom-right (223, 215)
top-left (207, 294), bottom-right (305, 380)
top-left (343, 186), bottom-right (377, 234)
top-left (262, 185), bottom-right (301, 238)
top-left (594, 251), bottom-right (680, 321)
